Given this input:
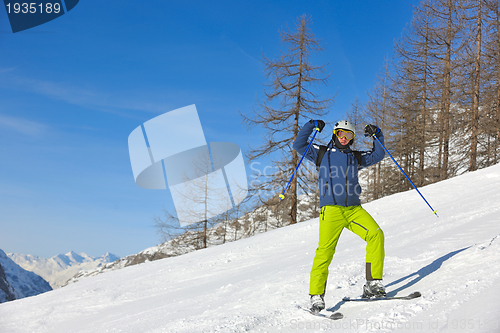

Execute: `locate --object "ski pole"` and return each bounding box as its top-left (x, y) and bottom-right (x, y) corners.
top-left (279, 122), bottom-right (320, 201)
top-left (371, 134), bottom-right (438, 217)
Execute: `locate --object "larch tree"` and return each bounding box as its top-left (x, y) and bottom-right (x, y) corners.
top-left (241, 14), bottom-right (333, 225)
top-left (481, 0), bottom-right (500, 165)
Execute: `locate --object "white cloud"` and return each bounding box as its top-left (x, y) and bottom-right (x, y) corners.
top-left (3, 75), bottom-right (179, 117)
top-left (0, 67), bottom-right (17, 74)
top-left (0, 114), bottom-right (49, 136)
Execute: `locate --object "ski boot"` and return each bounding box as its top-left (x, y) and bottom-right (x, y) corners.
top-left (310, 294), bottom-right (325, 312)
top-left (362, 280), bottom-right (387, 298)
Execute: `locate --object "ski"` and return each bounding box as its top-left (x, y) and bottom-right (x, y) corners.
top-left (298, 305), bottom-right (344, 320)
top-left (343, 291), bottom-right (421, 302)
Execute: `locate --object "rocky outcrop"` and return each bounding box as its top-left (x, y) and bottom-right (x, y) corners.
top-left (0, 249), bottom-right (52, 303)
top-left (0, 262), bottom-right (16, 303)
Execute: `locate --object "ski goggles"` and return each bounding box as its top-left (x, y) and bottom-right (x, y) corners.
top-left (333, 129), bottom-right (355, 140)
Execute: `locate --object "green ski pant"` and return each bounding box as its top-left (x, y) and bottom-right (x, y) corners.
top-left (309, 205), bottom-right (385, 295)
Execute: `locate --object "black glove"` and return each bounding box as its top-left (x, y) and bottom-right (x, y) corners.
top-left (309, 119), bottom-right (325, 133)
top-left (364, 124), bottom-right (381, 137)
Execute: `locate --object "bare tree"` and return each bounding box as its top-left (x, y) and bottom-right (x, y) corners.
top-left (481, 0), bottom-right (500, 165)
top-left (363, 57), bottom-right (395, 198)
top-left (470, 0), bottom-right (483, 171)
top-left (350, 0), bottom-right (500, 204)
top-left (154, 147), bottom-right (235, 250)
top-left (241, 14), bottom-right (333, 225)
top-left (394, 1), bottom-right (441, 185)
top-left (427, 0), bottom-right (470, 179)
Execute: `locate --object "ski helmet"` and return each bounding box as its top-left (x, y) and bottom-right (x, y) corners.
top-left (333, 120), bottom-right (355, 134)
top-left (332, 120), bottom-right (355, 148)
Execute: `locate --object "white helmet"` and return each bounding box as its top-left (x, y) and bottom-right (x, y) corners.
top-left (333, 120), bottom-right (355, 134)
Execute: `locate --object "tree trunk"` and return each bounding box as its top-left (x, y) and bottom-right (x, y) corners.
top-left (441, 0), bottom-right (453, 181)
top-left (470, 0), bottom-right (482, 171)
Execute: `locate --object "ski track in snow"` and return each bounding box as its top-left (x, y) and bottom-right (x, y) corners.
top-left (1, 165), bottom-right (500, 332)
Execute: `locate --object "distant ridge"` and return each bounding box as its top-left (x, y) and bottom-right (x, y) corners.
top-left (7, 251), bottom-right (119, 288)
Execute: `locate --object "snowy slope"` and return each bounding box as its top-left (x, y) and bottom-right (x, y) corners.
top-left (7, 251), bottom-right (119, 288)
top-left (1, 164), bottom-right (500, 332)
top-left (64, 194), bottom-right (319, 286)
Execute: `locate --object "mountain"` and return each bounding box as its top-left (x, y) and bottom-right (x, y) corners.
top-left (0, 249), bottom-right (52, 304)
top-left (7, 252), bottom-right (120, 289)
top-left (0, 163), bottom-right (499, 332)
top-left (0, 262), bottom-right (16, 303)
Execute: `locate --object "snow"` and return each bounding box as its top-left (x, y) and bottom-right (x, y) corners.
top-left (1, 164), bottom-right (500, 332)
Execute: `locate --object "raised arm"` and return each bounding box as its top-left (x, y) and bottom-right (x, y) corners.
top-left (358, 125), bottom-right (385, 169)
top-left (293, 120), bottom-right (324, 163)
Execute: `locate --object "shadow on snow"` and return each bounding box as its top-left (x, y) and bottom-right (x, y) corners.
top-left (385, 246), bottom-right (470, 297)
top-left (326, 246), bottom-right (470, 312)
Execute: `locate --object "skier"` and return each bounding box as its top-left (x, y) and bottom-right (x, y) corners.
top-left (293, 119), bottom-right (386, 312)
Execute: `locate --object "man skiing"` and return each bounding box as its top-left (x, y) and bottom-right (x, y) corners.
top-left (293, 119), bottom-right (386, 312)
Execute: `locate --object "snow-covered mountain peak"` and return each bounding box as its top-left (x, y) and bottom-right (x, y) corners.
top-left (100, 252), bottom-right (119, 263)
top-left (52, 254), bottom-right (73, 267)
top-left (64, 251), bottom-right (85, 264)
top-left (7, 251), bottom-right (120, 289)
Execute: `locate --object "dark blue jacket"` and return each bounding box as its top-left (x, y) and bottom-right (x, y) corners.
top-left (293, 121), bottom-right (385, 207)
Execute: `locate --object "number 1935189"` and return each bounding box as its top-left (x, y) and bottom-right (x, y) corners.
top-left (5, 2), bottom-right (61, 14)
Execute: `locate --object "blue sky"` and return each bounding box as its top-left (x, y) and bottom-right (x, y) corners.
top-left (0, 0), bottom-right (418, 258)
